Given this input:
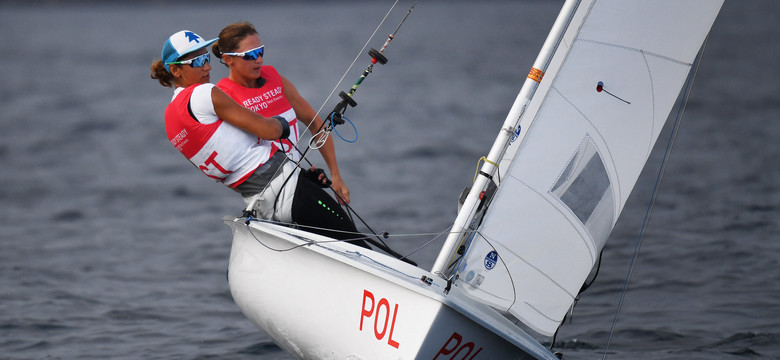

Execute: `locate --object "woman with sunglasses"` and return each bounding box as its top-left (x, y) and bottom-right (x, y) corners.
top-left (151, 30), bottom-right (368, 247)
top-left (211, 22), bottom-right (352, 205)
top-left (151, 29), bottom-right (290, 188)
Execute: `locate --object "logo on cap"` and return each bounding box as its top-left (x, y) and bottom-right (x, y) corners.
top-left (184, 31), bottom-right (200, 43)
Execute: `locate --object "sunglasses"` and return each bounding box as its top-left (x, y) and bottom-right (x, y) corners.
top-left (223, 45), bottom-right (265, 60)
top-left (167, 53), bottom-right (211, 68)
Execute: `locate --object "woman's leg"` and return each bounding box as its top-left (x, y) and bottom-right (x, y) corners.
top-left (290, 174), bottom-right (370, 249)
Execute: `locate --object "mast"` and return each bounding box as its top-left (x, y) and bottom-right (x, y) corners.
top-left (431, 0), bottom-right (582, 276)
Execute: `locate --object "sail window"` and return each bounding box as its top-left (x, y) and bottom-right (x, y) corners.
top-left (551, 137), bottom-right (614, 247)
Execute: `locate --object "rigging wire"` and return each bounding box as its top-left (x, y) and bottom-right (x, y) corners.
top-left (243, 1), bottom-right (422, 264)
top-left (600, 37), bottom-right (711, 360)
top-left (399, 226), bottom-right (453, 260)
top-left (243, 216), bottom-right (453, 257)
top-left (243, 219), bottom-right (374, 252)
top-left (270, 0), bottom-right (417, 190)
top-left (246, 221), bottom-right (445, 289)
top-left (254, 0), bottom-right (406, 197)
top-left (297, 0), bottom-right (411, 162)
top-left (310, 0), bottom-right (403, 130)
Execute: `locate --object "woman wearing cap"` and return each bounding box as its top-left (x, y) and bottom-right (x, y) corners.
top-left (211, 22), bottom-right (351, 205)
top-left (151, 30), bottom-right (367, 246)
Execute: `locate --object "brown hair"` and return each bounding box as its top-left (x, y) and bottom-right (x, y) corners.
top-left (150, 59), bottom-right (175, 88)
top-left (212, 21), bottom-right (259, 60)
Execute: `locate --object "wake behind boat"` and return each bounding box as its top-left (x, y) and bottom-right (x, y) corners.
top-left (225, 1), bottom-right (724, 359)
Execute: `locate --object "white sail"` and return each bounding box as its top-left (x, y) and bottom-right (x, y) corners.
top-left (453, 0), bottom-right (724, 336)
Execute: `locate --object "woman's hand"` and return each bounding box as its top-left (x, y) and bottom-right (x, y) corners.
top-left (329, 173), bottom-right (350, 205)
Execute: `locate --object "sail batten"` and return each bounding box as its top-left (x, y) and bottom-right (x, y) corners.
top-left (579, 38), bottom-right (696, 66)
top-left (452, 0), bottom-right (724, 336)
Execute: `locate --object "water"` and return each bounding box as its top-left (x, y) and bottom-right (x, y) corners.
top-left (1, 1), bottom-right (778, 359)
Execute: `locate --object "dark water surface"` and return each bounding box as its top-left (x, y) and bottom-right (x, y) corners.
top-left (1, 1), bottom-right (778, 359)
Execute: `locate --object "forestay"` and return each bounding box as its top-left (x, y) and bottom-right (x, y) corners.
top-left (453, 0), bottom-right (724, 336)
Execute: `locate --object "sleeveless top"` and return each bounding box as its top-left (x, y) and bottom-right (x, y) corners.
top-left (165, 83), bottom-right (276, 187)
top-left (216, 66), bottom-right (302, 161)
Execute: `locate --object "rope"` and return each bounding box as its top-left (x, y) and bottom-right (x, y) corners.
top-left (474, 156), bottom-right (500, 183)
top-left (333, 115), bottom-right (358, 143)
top-left (348, 250), bottom-right (442, 288)
top-left (254, 0), bottom-right (404, 198)
top-left (242, 218), bottom-right (442, 289)
top-left (243, 216), bottom-right (453, 259)
top-left (248, 1), bottom-right (412, 247)
top-left (244, 217), bottom-right (376, 252)
top-left (399, 226), bottom-right (453, 260)
top-left (297, 0), bottom-right (402, 162)
top-left (600, 37), bottom-right (709, 360)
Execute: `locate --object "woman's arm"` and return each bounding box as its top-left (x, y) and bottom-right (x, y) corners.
top-left (211, 86), bottom-right (285, 140)
top-left (281, 75), bottom-right (350, 204)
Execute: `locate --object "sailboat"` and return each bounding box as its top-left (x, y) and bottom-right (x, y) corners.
top-left (224, 1), bottom-right (724, 358)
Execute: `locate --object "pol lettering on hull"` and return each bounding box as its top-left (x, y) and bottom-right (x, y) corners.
top-left (359, 289), bottom-right (400, 349)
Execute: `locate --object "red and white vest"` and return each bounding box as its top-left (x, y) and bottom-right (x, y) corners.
top-left (165, 84), bottom-right (276, 187)
top-left (217, 66), bottom-right (302, 161)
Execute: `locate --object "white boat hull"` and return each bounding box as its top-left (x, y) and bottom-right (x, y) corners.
top-left (225, 218), bottom-right (558, 360)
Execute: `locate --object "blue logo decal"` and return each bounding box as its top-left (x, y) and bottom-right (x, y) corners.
top-left (184, 31), bottom-right (200, 43)
top-left (510, 125), bottom-right (522, 143)
top-left (465, 270), bottom-right (475, 282)
top-left (484, 251), bottom-right (498, 270)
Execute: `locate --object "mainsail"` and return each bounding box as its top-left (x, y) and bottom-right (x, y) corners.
top-left (445, 0), bottom-right (724, 336)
